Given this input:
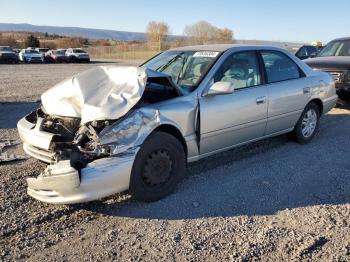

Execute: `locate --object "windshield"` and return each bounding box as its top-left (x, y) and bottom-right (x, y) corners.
top-left (25, 50), bottom-right (40, 54)
top-left (0, 47), bottom-right (13, 52)
top-left (318, 40), bottom-right (350, 57)
top-left (142, 50), bottom-right (221, 90)
top-left (53, 50), bottom-right (65, 55)
top-left (73, 49), bottom-right (86, 53)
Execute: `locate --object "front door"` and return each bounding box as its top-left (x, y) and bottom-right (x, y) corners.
top-left (199, 51), bottom-right (268, 155)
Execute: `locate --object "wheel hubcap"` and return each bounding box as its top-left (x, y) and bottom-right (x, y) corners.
top-left (142, 149), bottom-right (173, 187)
top-left (301, 109), bottom-right (317, 138)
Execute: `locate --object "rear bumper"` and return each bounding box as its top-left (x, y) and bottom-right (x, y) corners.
top-left (77, 58), bottom-right (90, 62)
top-left (323, 95), bottom-right (338, 114)
top-left (27, 150), bottom-right (137, 204)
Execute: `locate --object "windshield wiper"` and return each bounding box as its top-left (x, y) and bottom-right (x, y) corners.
top-left (156, 52), bottom-right (184, 72)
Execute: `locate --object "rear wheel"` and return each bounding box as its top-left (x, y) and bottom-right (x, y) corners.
top-left (130, 132), bottom-right (186, 202)
top-left (291, 102), bottom-right (320, 144)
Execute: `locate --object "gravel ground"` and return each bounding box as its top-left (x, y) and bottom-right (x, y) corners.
top-left (1, 63), bottom-right (350, 261)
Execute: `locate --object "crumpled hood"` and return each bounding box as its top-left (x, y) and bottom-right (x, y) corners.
top-left (41, 66), bottom-right (148, 124)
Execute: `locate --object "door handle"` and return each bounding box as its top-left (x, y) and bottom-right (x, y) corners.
top-left (256, 96), bottom-right (266, 104)
top-left (303, 87), bottom-right (311, 94)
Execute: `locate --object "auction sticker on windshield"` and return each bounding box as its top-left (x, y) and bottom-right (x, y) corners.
top-left (193, 51), bottom-right (219, 57)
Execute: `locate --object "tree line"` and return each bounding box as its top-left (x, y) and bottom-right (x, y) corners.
top-left (146, 20), bottom-right (234, 50)
top-left (0, 20), bottom-right (233, 51)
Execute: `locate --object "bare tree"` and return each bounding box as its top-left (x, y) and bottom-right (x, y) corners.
top-left (184, 21), bottom-right (233, 44)
top-left (218, 28), bottom-right (234, 42)
top-left (146, 21), bottom-right (169, 51)
top-left (56, 37), bottom-right (88, 48)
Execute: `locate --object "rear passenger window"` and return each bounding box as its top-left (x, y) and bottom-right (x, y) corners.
top-left (213, 51), bottom-right (261, 90)
top-left (261, 51), bottom-right (302, 83)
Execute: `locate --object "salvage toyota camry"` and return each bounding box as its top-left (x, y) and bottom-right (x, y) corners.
top-left (18, 44), bottom-right (338, 204)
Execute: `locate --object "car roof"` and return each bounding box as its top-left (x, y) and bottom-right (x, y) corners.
top-left (330, 37), bottom-right (350, 42)
top-left (169, 44), bottom-right (283, 52)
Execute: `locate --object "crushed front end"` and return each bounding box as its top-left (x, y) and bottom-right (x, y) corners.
top-left (17, 65), bottom-right (183, 204)
top-left (18, 107), bottom-right (140, 204)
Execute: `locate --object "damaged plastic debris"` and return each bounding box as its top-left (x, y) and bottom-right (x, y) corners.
top-left (0, 140), bottom-right (30, 163)
top-left (27, 160), bottom-right (80, 191)
top-left (0, 139), bottom-right (20, 149)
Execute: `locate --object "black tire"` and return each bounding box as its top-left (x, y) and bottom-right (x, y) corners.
top-left (290, 102), bottom-right (320, 144)
top-left (130, 131), bottom-right (186, 202)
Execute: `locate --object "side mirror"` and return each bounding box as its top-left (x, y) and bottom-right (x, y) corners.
top-left (206, 81), bottom-right (235, 96)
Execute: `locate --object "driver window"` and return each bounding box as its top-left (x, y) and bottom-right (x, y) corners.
top-left (213, 51), bottom-right (261, 90)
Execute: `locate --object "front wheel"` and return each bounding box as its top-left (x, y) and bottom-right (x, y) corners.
top-left (291, 102), bottom-right (320, 144)
top-left (130, 132), bottom-right (186, 202)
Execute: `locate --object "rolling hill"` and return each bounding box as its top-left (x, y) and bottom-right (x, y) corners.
top-left (0, 23), bottom-right (147, 41)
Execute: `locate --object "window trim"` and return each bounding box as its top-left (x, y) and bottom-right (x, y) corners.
top-left (212, 50), bottom-right (264, 92)
top-left (259, 50), bottom-right (306, 84)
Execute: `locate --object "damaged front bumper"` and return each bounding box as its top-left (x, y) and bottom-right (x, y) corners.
top-left (19, 112), bottom-right (139, 204)
top-left (27, 149), bottom-right (138, 204)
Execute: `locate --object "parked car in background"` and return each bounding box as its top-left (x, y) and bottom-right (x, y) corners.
top-left (17, 44), bottom-right (337, 204)
top-left (44, 50), bottom-right (68, 63)
top-left (19, 49), bottom-right (44, 63)
top-left (57, 48), bottom-right (67, 54)
top-left (66, 48), bottom-right (90, 63)
top-left (35, 48), bottom-right (50, 55)
top-left (0, 46), bottom-right (19, 63)
top-left (295, 45), bottom-right (322, 60)
top-left (305, 37), bottom-right (350, 101)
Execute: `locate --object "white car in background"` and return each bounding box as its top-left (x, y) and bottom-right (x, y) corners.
top-left (66, 48), bottom-right (90, 63)
top-left (19, 49), bottom-right (44, 63)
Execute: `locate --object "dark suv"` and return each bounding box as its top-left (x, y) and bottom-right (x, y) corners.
top-left (295, 45), bottom-right (322, 60)
top-left (304, 37), bottom-right (350, 101)
top-left (0, 46), bottom-right (19, 63)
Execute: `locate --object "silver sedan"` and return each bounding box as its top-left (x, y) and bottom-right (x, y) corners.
top-left (17, 44), bottom-right (338, 204)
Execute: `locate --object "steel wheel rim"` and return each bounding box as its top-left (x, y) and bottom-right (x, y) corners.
top-left (142, 149), bottom-right (173, 188)
top-left (301, 109), bottom-right (317, 138)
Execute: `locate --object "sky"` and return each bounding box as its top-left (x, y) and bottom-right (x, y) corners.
top-left (1, 0), bottom-right (349, 43)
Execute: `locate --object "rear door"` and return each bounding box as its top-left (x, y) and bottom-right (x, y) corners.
top-left (260, 50), bottom-right (311, 135)
top-left (199, 51), bottom-right (268, 155)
